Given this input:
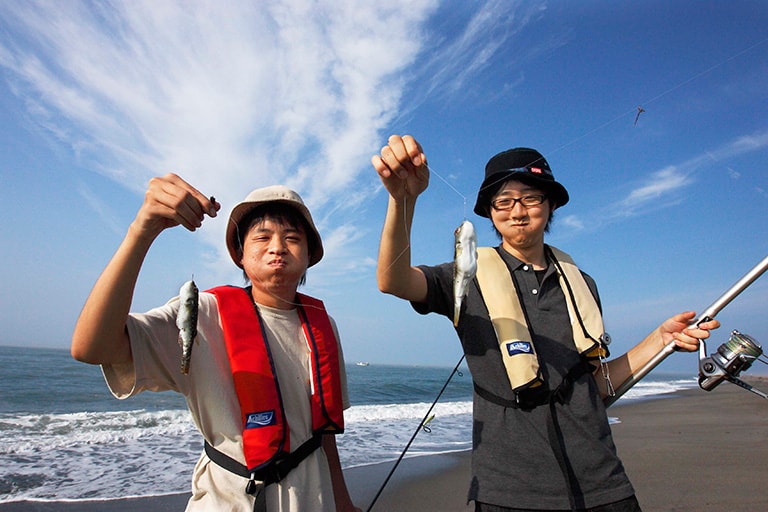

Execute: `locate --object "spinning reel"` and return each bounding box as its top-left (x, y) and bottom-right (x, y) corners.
top-left (698, 329), bottom-right (768, 400)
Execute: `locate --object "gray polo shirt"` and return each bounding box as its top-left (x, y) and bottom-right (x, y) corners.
top-left (414, 245), bottom-right (635, 510)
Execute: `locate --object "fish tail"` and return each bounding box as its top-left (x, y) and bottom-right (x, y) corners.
top-left (180, 333), bottom-right (191, 374)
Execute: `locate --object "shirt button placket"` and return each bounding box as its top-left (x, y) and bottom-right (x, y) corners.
top-left (521, 265), bottom-right (540, 299)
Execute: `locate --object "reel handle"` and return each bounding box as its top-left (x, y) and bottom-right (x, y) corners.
top-left (726, 375), bottom-right (768, 400)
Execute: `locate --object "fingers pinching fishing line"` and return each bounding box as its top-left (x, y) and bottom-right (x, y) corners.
top-left (383, 162), bottom-right (470, 276)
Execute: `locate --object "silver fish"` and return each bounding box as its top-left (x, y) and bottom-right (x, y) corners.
top-left (177, 279), bottom-right (199, 375)
top-left (453, 220), bottom-right (477, 327)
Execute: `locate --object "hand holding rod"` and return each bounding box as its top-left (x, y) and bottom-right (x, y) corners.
top-left (604, 254), bottom-right (768, 408)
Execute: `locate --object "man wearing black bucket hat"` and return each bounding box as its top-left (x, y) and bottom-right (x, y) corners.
top-left (372, 135), bottom-right (720, 512)
top-left (72, 174), bottom-right (360, 512)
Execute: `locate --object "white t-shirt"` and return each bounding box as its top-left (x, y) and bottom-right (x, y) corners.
top-left (102, 292), bottom-right (350, 511)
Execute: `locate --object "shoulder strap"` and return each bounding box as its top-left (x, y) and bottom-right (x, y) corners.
top-left (207, 285), bottom-right (288, 471)
top-left (546, 246), bottom-right (608, 360)
top-left (296, 294), bottom-right (345, 433)
top-left (473, 359), bottom-right (593, 410)
top-left (476, 247), bottom-right (543, 392)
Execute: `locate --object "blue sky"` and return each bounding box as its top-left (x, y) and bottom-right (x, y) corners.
top-left (1, 1), bottom-right (767, 378)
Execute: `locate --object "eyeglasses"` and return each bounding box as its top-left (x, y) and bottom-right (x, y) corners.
top-left (490, 194), bottom-right (547, 211)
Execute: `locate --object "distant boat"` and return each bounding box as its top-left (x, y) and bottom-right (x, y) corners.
top-left (356, 362), bottom-right (370, 367)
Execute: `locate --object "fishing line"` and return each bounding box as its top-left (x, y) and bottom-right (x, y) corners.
top-left (377, 162), bottom-right (469, 278)
top-left (365, 354), bottom-right (466, 512)
top-left (232, 159), bottom-right (469, 310)
top-left (427, 164), bottom-right (469, 218)
top-left (368, 33), bottom-right (768, 510)
top-left (640, 37), bottom-right (768, 108)
top-left (477, 36), bottom-right (768, 200)
top-left (381, 195), bottom-right (414, 276)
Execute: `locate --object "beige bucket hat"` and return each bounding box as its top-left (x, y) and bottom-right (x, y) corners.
top-left (226, 185), bottom-right (324, 268)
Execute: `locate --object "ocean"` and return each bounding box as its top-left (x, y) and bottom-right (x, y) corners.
top-left (0, 346), bottom-right (698, 503)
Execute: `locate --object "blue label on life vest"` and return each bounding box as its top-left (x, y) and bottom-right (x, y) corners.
top-left (245, 410), bottom-right (276, 429)
top-left (506, 341), bottom-right (533, 356)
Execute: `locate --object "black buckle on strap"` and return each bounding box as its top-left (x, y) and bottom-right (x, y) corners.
top-left (204, 433), bottom-right (324, 490)
top-left (474, 360), bottom-right (594, 410)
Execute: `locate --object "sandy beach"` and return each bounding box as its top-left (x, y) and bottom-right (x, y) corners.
top-left (2, 377), bottom-right (767, 511)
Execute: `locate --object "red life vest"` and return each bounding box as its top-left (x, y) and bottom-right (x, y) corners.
top-left (207, 286), bottom-right (344, 472)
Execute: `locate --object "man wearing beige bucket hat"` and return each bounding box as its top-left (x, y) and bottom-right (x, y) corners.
top-left (72, 173), bottom-right (360, 512)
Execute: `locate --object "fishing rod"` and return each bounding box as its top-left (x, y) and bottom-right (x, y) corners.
top-left (365, 355), bottom-right (465, 512)
top-left (605, 254), bottom-right (768, 407)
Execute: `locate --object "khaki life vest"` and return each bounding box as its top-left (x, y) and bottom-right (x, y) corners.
top-left (207, 286), bottom-right (345, 473)
top-left (475, 246), bottom-right (609, 393)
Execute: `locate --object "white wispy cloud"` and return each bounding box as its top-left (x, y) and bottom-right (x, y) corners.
top-left (410, 0), bottom-right (552, 106)
top-left (617, 166), bottom-right (692, 215)
top-left (551, 128), bottom-right (768, 239)
top-left (559, 214), bottom-right (585, 232)
top-left (75, 181), bottom-right (126, 237)
top-left (0, 0), bottom-right (549, 290)
top-left (616, 128), bottom-right (768, 216)
top-left (703, 129), bottom-right (768, 167)
top-left (0, 0), bottom-right (438, 277)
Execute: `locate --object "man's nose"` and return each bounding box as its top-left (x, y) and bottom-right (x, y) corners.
top-left (268, 236), bottom-right (288, 253)
top-left (508, 200), bottom-right (528, 216)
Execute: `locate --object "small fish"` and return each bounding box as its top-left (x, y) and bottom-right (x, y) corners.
top-left (177, 279), bottom-right (199, 375)
top-left (453, 220), bottom-right (477, 327)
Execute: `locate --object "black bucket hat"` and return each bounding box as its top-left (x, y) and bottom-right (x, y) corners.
top-left (473, 147), bottom-right (569, 217)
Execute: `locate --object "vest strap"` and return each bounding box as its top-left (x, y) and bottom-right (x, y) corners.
top-left (206, 286), bottom-right (344, 472)
top-left (204, 433), bottom-right (323, 485)
top-left (475, 245), bottom-right (607, 393)
top-left (476, 247), bottom-right (543, 392)
top-left (546, 246), bottom-right (607, 361)
top-left (473, 360), bottom-right (593, 410)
